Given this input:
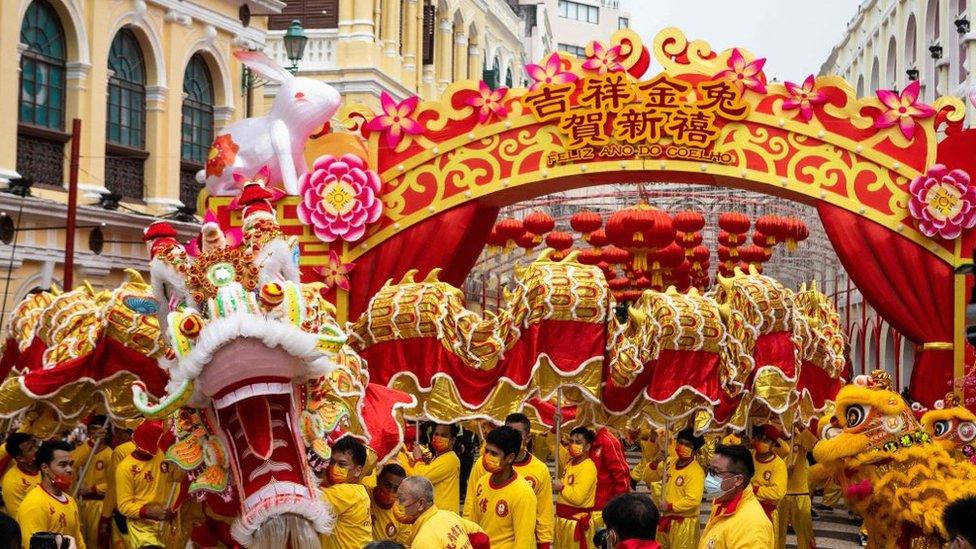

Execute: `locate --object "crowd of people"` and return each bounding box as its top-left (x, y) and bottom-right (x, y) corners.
top-left (1, 411), bottom-right (975, 549)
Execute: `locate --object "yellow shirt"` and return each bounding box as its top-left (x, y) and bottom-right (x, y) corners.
top-left (319, 482), bottom-right (371, 549)
top-left (17, 485), bottom-right (86, 549)
top-left (412, 450), bottom-right (461, 513)
top-left (115, 451), bottom-right (181, 522)
top-left (101, 440), bottom-right (135, 518)
top-left (751, 453), bottom-right (787, 506)
top-left (557, 458), bottom-right (597, 509)
top-left (411, 505), bottom-right (485, 549)
top-left (471, 472), bottom-right (537, 549)
top-left (464, 452), bottom-right (554, 543)
top-left (1, 463), bottom-right (40, 516)
top-left (647, 458), bottom-right (705, 517)
top-left (783, 431), bottom-right (817, 494)
top-left (699, 488), bottom-right (774, 549)
top-left (370, 494), bottom-right (412, 544)
top-left (71, 441), bottom-right (111, 496)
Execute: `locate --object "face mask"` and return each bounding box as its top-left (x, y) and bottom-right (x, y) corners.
top-left (326, 463), bottom-right (348, 485)
top-left (568, 443), bottom-right (585, 459)
top-left (483, 453), bottom-right (503, 473)
top-left (51, 472), bottom-right (72, 492)
top-left (704, 472), bottom-right (729, 499)
top-left (675, 444), bottom-right (693, 459)
top-left (373, 486), bottom-right (396, 506)
top-left (431, 435), bottom-right (451, 454)
top-left (753, 441), bottom-right (771, 454)
top-left (393, 501), bottom-right (417, 524)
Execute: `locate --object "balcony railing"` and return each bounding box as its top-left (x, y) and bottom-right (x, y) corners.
top-left (267, 29), bottom-right (338, 72)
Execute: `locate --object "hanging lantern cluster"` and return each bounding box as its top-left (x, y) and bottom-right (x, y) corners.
top-left (487, 207), bottom-right (810, 302)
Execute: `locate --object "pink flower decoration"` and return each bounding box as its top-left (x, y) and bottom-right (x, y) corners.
top-left (581, 41), bottom-right (624, 75)
top-left (908, 164), bottom-right (976, 240)
top-left (526, 53), bottom-right (579, 91)
top-left (714, 48), bottom-right (767, 94)
top-left (297, 154), bottom-right (383, 243)
top-left (782, 75), bottom-right (828, 122)
top-left (873, 80), bottom-right (935, 140)
top-left (314, 251), bottom-right (355, 292)
top-left (464, 81), bottom-right (508, 123)
top-left (364, 92), bottom-right (424, 148)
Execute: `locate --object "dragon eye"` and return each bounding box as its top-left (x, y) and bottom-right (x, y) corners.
top-left (934, 420), bottom-right (952, 437)
top-left (844, 405), bottom-right (868, 428)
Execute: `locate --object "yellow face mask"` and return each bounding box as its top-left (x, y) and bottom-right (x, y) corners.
top-left (568, 443), bottom-right (585, 459)
top-left (675, 443), bottom-right (693, 459)
top-left (327, 463), bottom-right (348, 485)
top-left (483, 453), bottom-right (503, 473)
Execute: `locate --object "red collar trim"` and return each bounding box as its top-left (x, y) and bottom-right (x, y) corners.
top-left (714, 490), bottom-right (745, 517)
top-left (488, 471), bottom-right (518, 490)
top-left (130, 450), bottom-right (153, 462)
top-left (41, 484), bottom-right (68, 504)
top-left (755, 453), bottom-right (776, 464)
top-left (16, 463), bottom-right (38, 476)
top-left (514, 453), bottom-right (532, 467)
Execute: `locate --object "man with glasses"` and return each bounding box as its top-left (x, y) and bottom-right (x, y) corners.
top-left (698, 444), bottom-right (774, 548)
top-left (397, 475), bottom-right (488, 548)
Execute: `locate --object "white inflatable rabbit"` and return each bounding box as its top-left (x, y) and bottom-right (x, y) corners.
top-left (198, 50), bottom-right (341, 196)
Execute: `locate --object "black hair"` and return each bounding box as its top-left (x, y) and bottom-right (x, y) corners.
top-left (569, 426), bottom-right (595, 444)
top-left (485, 425), bottom-right (522, 457)
top-left (5, 432), bottom-right (33, 458)
top-left (504, 413), bottom-right (531, 433)
top-left (676, 428), bottom-right (704, 451)
top-left (87, 415), bottom-right (108, 428)
top-left (379, 462), bottom-right (407, 479)
top-left (35, 439), bottom-right (73, 469)
top-left (944, 496), bottom-right (976, 546)
top-left (433, 422), bottom-right (460, 438)
top-left (332, 436), bottom-right (367, 467)
top-left (714, 444), bottom-right (755, 481)
top-left (363, 542), bottom-right (406, 549)
top-left (603, 493), bottom-right (659, 541)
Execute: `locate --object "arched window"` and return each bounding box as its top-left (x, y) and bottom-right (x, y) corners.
top-left (856, 75), bottom-right (865, 97)
top-left (870, 57), bottom-right (880, 92)
top-left (905, 14), bottom-right (917, 69)
top-left (105, 28), bottom-right (147, 199)
top-left (180, 53), bottom-right (214, 210)
top-left (17, 0), bottom-right (69, 187)
top-left (885, 37), bottom-right (897, 90)
top-left (505, 67), bottom-right (513, 88)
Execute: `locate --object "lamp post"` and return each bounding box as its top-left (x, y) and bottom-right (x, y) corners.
top-left (243, 20), bottom-right (308, 117)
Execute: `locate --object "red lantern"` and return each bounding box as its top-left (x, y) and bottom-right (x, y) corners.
top-left (589, 228), bottom-right (609, 248)
top-left (545, 231), bottom-right (574, 251)
top-left (690, 245), bottom-right (710, 270)
top-left (718, 212), bottom-right (751, 235)
top-left (784, 218), bottom-right (808, 251)
top-left (524, 211), bottom-right (555, 236)
top-left (623, 289), bottom-right (643, 302)
top-left (738, 245), bottom-right (765, 265)
top-left (755, 216), bottom-right (780, 246)
top-left (577, 248), bottom-right (602, 265)
top-left (515, 231), bottom-right (538, 250)
top-left (717, 246), bottom-right (735, 264)
top-left (495, 218), bottom-right (524, 240)
top-left (601, 245), bottom-right (631, 265)
top-left (570, 210), bottom-right (603, 239)
top-left (486, 227), bottom-right (506, 252)
top-left (608, 277), bottom-right (631, 290)
top-left (606, 204), bottom-right (674, 271)
top-left (752, 230), bottom-right (776, 250)
top-left (634, 276), bottom-right (652, 289)
top-left (673, 210), bottom-right (705, 234)
top-left (716, 231), bottom-right (740, 255)
top-left (600, 264), bottom-right (616, 279)
top-left (677, 231), bottom-right (703, 250)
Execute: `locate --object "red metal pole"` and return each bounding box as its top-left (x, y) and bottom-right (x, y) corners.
top-left (64, 118), bottom-right (81, 290)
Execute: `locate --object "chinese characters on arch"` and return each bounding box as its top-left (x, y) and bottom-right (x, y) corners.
top-left (523, 72), bottom-right (750, 167)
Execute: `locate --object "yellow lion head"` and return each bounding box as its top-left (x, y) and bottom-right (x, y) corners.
top-left (920, 393), bottom-right (976, 456)
top-left (812, 370), bottom-right (928, 466)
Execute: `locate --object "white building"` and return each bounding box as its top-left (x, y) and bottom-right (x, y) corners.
top-left (820, 0), bottom-right (975, 123)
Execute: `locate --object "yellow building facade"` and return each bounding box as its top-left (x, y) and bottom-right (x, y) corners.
top-left (0, 0), bottom-right (280, 326)
top-left (262, 0), bottom-right (529, 111)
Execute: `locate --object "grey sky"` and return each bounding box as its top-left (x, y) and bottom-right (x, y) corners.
top-left (627, 1), bottom-right (863, 81)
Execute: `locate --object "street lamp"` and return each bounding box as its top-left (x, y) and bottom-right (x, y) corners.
top-left (956, 17), bottom-right (970, 35)
top-left (930, 44), bottom-right (943, 60)
top-left (283, 20), bottom-right (308, 74)
top-left (906, 68), bottom-right (919, 81)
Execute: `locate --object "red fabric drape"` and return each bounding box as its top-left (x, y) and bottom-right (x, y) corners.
top-left (817, 203), bottom-right (956, 406)
top-left (348, 202), bottom-right (500, 319)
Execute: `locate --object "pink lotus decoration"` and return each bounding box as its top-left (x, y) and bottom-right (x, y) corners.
top-left (582, 41), bottom-right (624, 75)
top-left (873, 81), bottom-right (935, 140)
top-left (714, 48), bottom-right (767, 94)
top-left (782, 75), bottom-right (828, 122)
top-left (908, 164), bottom-right (976, 240)
top-left (365, 92), bottom-right (424, 148)
top-left (526, 53), bottom-right (579, 91)
top-left (297, 154), bottom-right (383, 243)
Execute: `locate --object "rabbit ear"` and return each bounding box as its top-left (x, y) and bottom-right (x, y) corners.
top-left (234, 49), bottom-right (292, 83)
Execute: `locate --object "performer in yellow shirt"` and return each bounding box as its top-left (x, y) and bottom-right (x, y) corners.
top-left (115, 419), bottom-right (181, 548)
top-left (71, 416), bottom-right (112, 549)
top-left (397, 475), bottom-right (489, 548)
top-left (646, 428), bottom-right (705, 549)
top-left (101, 426), bottom-right (135, 549)
top-left (17, 439), bottom-right (86, 549)
top-left (411, 422), bottom-right (462, 513)
top-left (555, 427), bottom-right (598, 549)
top-left (368, 462), bottom-right (412, 544)
top-left (1, 432), bottom-right (40, 516)
top-left (699, 444), bottom-right (774, 548)
top-left (464, 413), bottom-right (554, 548)
top-left (319, 436), bottom-right (372, 549)
top-left (775, 428), bottom-right (817, 549)
top-left (749, 425), bottom-right (787, 539)
top-left (470, 425), bottom-right (538, 549)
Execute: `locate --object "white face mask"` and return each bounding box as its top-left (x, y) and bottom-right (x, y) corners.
top-left (704, 471), bottom-right (739, 499)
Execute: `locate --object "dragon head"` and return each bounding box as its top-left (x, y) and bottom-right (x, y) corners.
top-left (812, 370), bottom-right (927, 466)
top-left (920, 393), bottom-right (976, 457)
